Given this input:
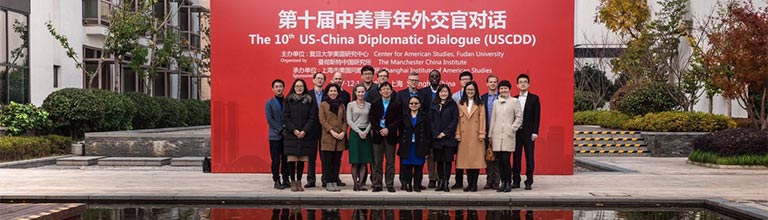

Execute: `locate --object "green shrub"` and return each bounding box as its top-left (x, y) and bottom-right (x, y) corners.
top-left (182, 99), bottom-right (210, 126)
top-left (574, 111), bottom-right (630, 129)
top-left (611, 81), bottom-right (682, 116)
top-left (624, 111), bottom-right (737, 132)
top-left (0, 102), bottom-right (51, 136)
top-left (124, 92), bottom-right (161, 129)
top-left (0, 135), bottom-right (71, 162)
top-left (42, 88), bottom-right (136, 138)
top-left (689, 150), bottom-right (768, 166)
top-left (155, 97), bottom-right (188, 128)
top-left (574, 91), bottom-right (597, 112)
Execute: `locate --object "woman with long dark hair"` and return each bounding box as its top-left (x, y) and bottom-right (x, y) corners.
top-left (429, 84), bottom-right (459, 192)
top-left (455, 81), bottom-right (486, 192)
top-left (283, 79), bottom-right (318, 192)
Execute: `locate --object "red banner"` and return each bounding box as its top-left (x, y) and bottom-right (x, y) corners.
top-left (211, 0), bottom-right (574, 174)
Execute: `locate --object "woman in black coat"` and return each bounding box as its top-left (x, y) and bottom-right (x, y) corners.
top-left (283, 78), bottom-right (318, 192)
top-left (398, 96), bottom-right (432, 192)
top-left (429, 84), bottom-right (459, 192)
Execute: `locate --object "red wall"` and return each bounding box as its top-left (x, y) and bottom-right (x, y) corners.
top-left (210, 0), bottom-right (574, 174)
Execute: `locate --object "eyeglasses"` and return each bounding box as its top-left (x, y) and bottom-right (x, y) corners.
top-left (409, 103), bottom-right (420, 105)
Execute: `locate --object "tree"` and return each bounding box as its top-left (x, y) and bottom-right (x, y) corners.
top-left (596, 0), bottom-right (718, 111)
top-left (575, 64), bottom-right (615, 110)
top-left (47, 0), bottom-right (195, 96)
top-left (703, 1), bottom-right (768, 130)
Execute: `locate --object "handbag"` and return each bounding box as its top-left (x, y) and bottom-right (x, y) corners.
top-left (485, 146), bottom-right (495, 162)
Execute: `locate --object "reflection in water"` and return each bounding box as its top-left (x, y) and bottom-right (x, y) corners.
top-left (80, 207), bottom-right (732, 220)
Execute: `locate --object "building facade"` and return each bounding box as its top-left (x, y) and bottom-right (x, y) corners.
top-left (0, 0), bottom-right (208, 106)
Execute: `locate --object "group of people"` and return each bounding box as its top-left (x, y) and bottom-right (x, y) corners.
top-left (265, 65), bottom-right (541, 193)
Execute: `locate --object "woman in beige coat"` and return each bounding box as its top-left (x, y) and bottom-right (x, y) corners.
top-left (488, 80), bottom-right (523, 193)
top-left (455, 81), bottom-right (486, 192)
top-left (319, 83), bottom-right (348, 192)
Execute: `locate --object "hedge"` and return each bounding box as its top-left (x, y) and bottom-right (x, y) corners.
top-left (0, 102), bottom-right (50, 136)
top-left (155, 96), bottom-right (189, 128)
top-left (624, 111), bottom-right (736, 132)
top-left (689, 150), bottom-right (768, 166)
top-left (42, 88), bottom-right (209, 138)
top-left (574, 111), bottom-right (630, 129)
top-left (0, 135), bottom-right (72, 162)
top-left (42, 88), bottom-right (136, 138)
top-left (693, 127), bottom-right (768, 157)
top-left (124, 92), bottom-right (162, 129)
top-left (575, 111), bottom-right (736, 132)
top-left (574, 91), bottom-right (598, 112)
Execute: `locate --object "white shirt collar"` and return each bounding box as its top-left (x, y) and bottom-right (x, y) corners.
top-left (519, 91), bottom-right (528, 97)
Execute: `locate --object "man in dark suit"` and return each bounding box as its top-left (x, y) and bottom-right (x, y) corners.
top-left (306, 72), bottom-right (325, 188)
top-left (513, 73), bottom-right (541, 190)
top-left (331, 72), bottom-right (351, 104)
top-left (480, 74), bottom-right (500, 190)
top-left (418, 69), bottom-right (441, 188)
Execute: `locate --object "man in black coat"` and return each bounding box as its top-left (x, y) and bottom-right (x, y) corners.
top-left (305, 72), bottom-right (325, 188)
top-left (369, 82), bottom-right (402, 192)
top-left (418, 69), bottom-right (441, 188)
top-left (513, 73), bottom-right (541, 190)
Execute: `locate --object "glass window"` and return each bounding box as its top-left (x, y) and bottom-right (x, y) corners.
top-left (8, 11), bottom-right (28, 66)
top-left (123, 67), bottom-right (136, 93)
top-left (0, 11), bottom-right (5, 63)
top-left (153, 72), bottom-right (166, 97)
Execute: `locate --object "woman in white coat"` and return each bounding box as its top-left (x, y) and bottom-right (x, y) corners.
top-left (488, 80), bottom-right (523, 193)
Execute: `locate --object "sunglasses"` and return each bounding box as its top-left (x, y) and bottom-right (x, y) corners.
top-left (409, 102), bottom-right (420, 105)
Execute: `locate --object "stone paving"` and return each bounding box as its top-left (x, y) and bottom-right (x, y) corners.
top-left (0, 157), bottom-right (766, 217)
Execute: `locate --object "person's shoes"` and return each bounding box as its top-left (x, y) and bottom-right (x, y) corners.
top-left (524, 183), bottom-right (532, 190)
top-left (298, 181), bottom-right (305, 191)
top-left (282, 181), bottom-right (291, 189)
top-left (359, 185), bottom-right (368, 191)
top-left (414, 185), bottom-right (422, 192)
top-left (326, 183), bottom-right (334, 192)
top-left (511, 183), bottom-right (521, 189)
top-left (463, 186), bottom-right (470, 192)
top-left (428, 180), bottom-right (437, 188)
top-left (353, 183), bottom-right (360, 191)
top-left (387, 187), bottom-right (396, 193)
top-left (337, 181), bottom-right (347, 187)
top-left (443, 179), bottom-right (451, 192)
top-left (305, 182), bottom-right (316, 188)
top-left (274, 181), bottom-right (285, 189)
top-left (434, 180), bottom-right (443, 192)
top-left (503, 182), bottom-right (513, 193)
top-left (406, 184), bottom-right (413, 192)
top-left (451, 183), bottom-right (464, 189)
top-left (333, 183), bottom-right (342, 192)
top-left (290, 182), bottom-right (299, 192)
top-left (483, 183), bottom-right (493, 189)
top-left (372, 187), bottom-right (383, 192)
top-left (497, 182), bottom-right (507, 192)
top-left (492, 182), bottom-right (500, 189)
top-left (470, 184), bottom-right (478, 192)
top-left (401, 184), bottom-right (407, 190)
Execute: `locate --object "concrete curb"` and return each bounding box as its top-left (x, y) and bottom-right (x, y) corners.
top-left (574, 158), bottom-right (638, 173)
top-left (0, 155), bottom-right (73, 168)
top-left (687, 160), bottom-right (768, 170)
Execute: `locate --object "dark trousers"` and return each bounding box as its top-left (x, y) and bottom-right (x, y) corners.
top-left (454, 167), bottom-right (464, 185)
top-left (307, 142), bottom-right (320, 183)
top-left (513, 134), bottom-right (536, 185)
top-left (372, 141), bottom-right (396, 188)
top-left (269, 140), bottom-right (289, 183)
top-left (495, 151), bottom-right (512, 183)
top-left (400, 164), bottom-right (424, 187)
top-left (436, 161), bottom-right (452, 181)
top-left (485, 144), bottom-right (499, 186)
top-left (466, 169), bottom-right (479, 188)
top-left (426, 156), bottom-right (437, 181)
top-left (321, 151), bottom-right (342, 184)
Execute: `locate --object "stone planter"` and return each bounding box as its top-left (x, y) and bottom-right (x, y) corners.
top-left (641, 132), bottom-right (709, 157)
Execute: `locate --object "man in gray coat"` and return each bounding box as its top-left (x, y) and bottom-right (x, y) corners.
top-left (266, 79), bottom-right (290, 189)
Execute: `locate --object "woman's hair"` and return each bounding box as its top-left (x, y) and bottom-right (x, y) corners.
top-left (289, 78), bottom-right (307, 95)
top-left (459, 81), bottom-right (483, 106)
top-left (432, 84), bottom-right (452, 105)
